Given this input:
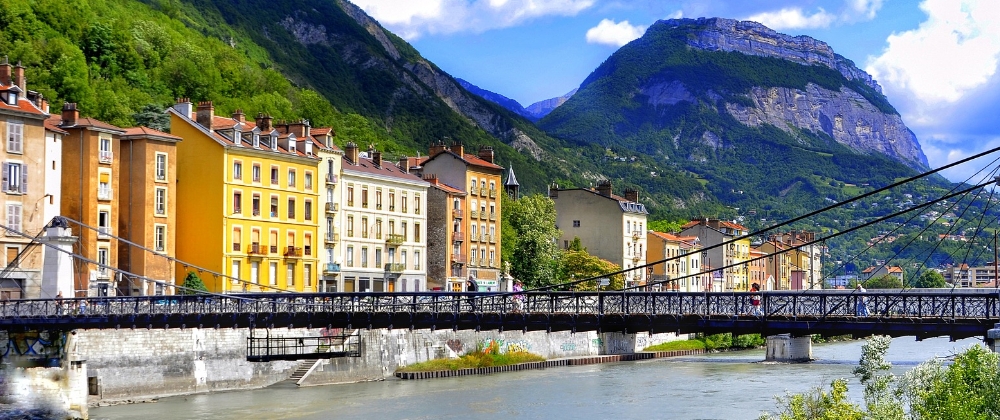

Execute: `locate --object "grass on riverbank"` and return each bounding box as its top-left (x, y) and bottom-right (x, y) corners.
top-left (644, 333), bottom-right (857, 352)
top-left (396, 343), bottom-right (545, 373)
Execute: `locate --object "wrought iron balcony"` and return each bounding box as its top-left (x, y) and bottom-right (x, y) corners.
top-left (247, 243), bottom-right (266, 257)
top-left (384, 263), bottom-right (405, 273)
top-left (284, 246), bottom-right (303, 258)
top-left (325, 203), bottom-right (338, 213)
top-left (323, 263), bottom-right (341, 273)
top-left (99, 150), bottom-right (113, 164)
top-left (325, 232), bottom-right (339, 244)
top-left (98, 226), bottom-right (112, 238)
top-left (452, 208), bottom-right (463, 218)
top-left (489, 212), bottom-right (496, 221)
top-left (451, 253), bottom-right (467, 264)
top-left (489, 189), bottom-right (497, 198)
top-left (470, 210), bottom-right (479, 218)
top-left (386, 234), bottom-right (405, 246)
top-left (632, 231), bottom-right (641, 241)
top-left (325, 174), bottom-right (338, 185)
top-left (97, 187), bottom-right (113, 201)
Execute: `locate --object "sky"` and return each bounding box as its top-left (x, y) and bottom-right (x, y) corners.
top-left (348, 0), bottom-right (1000, 183)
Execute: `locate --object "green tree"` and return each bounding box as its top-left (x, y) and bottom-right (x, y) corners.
top-left (501, 193), bottom-right (562, 288)
top-left (648, 219), bottom-right (686, 233)
top-left (559, 249), bottom-right (624, 291)
top-left (762, 379), bottom-right (864, 420)
top-left (567, 237), bottom-right (585, 252)
top-left (865, 275), bottom-right (903, 289)
top-left (180, 271), bottom-right (208, 295)
top-left (910, 270), bottom-right (946, 288)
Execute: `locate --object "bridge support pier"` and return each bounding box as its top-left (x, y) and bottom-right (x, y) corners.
top-left (765, 334), bottom-right (812, 362)
top-left (986, 323), bottom-right (1000, 353)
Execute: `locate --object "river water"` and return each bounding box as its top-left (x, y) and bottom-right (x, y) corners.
top-left (91, 337), bottom-right (982, 420)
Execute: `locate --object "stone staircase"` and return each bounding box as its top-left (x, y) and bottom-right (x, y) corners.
top-left (287, 358), bottom-right (321, 385)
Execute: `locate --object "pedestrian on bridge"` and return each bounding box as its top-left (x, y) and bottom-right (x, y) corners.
top-left (855, 284), bottom-right (869, 317)
top-left (467, 277), bottom-right (479, 312)
top-left (512, 280), bottom-right (525, 313)
top-left (750, 283), bottom-right (762, 316)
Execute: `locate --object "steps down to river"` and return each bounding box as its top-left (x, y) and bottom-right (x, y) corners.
top-left (286, 359), bottom-right (321, 385)
top-left (395, 350), bottom-right (705, 380)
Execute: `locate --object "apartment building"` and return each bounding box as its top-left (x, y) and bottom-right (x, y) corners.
top-left (861, 265), bottom-right (904, 282)
top-left (756, 240), bottom-right (791, 290)
top-left (551, 181), bottom-right (649, 288)
top-left (58, 103), bottom-right (125, 297)
top-left (339, 143), bottom-right (428, 292)
top-left (419, 143), bottom-right (504, 291)
top-left (0, 60), bottom-right (55, 298)
top-left (117, 127), bottom-right (181, 295)
top-left (768, 231), bottom-right (824, 290)
top-left (680, 219), bottom-right (750, 291)
top-left (647, 231), bottom-right (704, 292)
top-left (423, 173), bottom-right (467, 291)
top-left (169, 101), bottom-right (321, 293)
top-left (310, 127), bottom-right (344, 293)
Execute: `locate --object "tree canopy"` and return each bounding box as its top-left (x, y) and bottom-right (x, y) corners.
top-left (910, 270), bottom-right (946, 288)
top-left (501, 194), bottom-right (562, 288)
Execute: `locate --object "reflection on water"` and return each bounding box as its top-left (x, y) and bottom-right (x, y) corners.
top-left (91, 337), bottom-right (983, 420)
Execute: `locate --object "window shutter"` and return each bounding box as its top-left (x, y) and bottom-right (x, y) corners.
top-left (1, 163), bottom-right (7, 192)
top-left (99, 172), bottom-right (110, 183)
top-left (19, 164), bottom-right (26, 194)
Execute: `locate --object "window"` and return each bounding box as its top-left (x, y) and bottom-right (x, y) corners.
top-left (573, 220), bottom-right (580, 227)
top-left (287, 169), bottom-right (296, 188)
top-left (98, 135), bottom-right (112, 163)
top-left (361, 217), bottom-right (368, 238)
top-left (361, 247), bottom-right (368, 268)
top-left (252, 164), bottom-right (261, 182)
top-left (269, 262), bottom-right (277, 285)
top-left (361, 187), bottom-right (369, 208)
top-left (304, 172), bottom-right (313, 190)
top-left (5, 204), bottom-right (21, 233)
top-left (252, 194), bottom-right (260, 216)
top-left (375, 219), bottom-right (382, 239)
top-left (155, 187), bottom-right (167, 215)
top-left (6, 120), bottom-right (22, 153)
top-left (388, 191), bottom-right (395, 211)
top-left (401, 221), bottom-right (407, 240)
top-left (232, 227), bottom-right (241, 252)
top-left (155, 153), bottom-right (167, 181)
top-left (347, 185), bottom-right (354, 207)
top-left (401, 250), bottom-right (407, 268)
top-left (233, 161), bottom-right (242, 180)
top-left (401, 192), bottom-right (408, 213)
top-left (304, 264), bottom-right (312, 287)
top-left (287, 197), bottom-right (296, 219)
top-left (415, 251), bottom-right (421, 270)
top-left (304, 200), bottom-right (312, 221)
top-left (251, 261), bottom-right (260, 284)
top-left (375, 248), bottom-right (382, 267)
top-left (346, 246), bottom-right (354, 267)
top-left (97, 247), bottom-right (110, 276)
top-left (270, 196), bottom-right (278, 218)
top-left (489, 250), bottom-right (495, 267)
top-left (2, 162), bottom-right (26, 194)
top-left (97, 171), bottom-right (112, 200)
top-left (375, 190), bottom-right (382, 210)
top-left (97, 210), bottom-right (110, 237)
top-left (414, 194), bottom-right (421, 214)
top-left (414, 223), bottom-right (421, 242)
top-left (287, 263), bottom-right (295, 287)
top-left (154, 225), bottom-right (166, 252)
top-left (347, 215), bottom-right (354, 237)
top-left (270, 166), bottom-right (279, 184)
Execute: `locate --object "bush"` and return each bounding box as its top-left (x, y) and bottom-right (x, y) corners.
top-left (180, 271), bottom-right (208, 294)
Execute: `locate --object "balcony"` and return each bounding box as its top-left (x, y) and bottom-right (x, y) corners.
top-left (304, 246), bottom-right (312, 256)
top-left (384, 263), bottom-right (405, 274)
top-left (489, 189), bottom-right (497, 198)
top-left (325, 174), bottom-right (338, 185)
top-left (325, 203), bottom-right (338, 213)
top-left (269, 245), bottom-right (278, 254)
top-left (452, 231), bottom-right (463, 242)
top-left (323, 263), bottom-right (341, 274)
top-left (97, 187), bottom-right (113, 201)
top-left (99, 150), bottom-right (113, 164)
top-left (385, 234), bottom-right (405, 247)
top-left (632, 231), bottom-right (641, 241)
top-left (470, 210), bottom-right (479, 219)
top-left (469, 258), bottom-right (478, 267)
top-left (97, 226), bottom-right (112, 239)
top-left (488, 234), bottom-right (496, 244)
top-left (452, 208), bottom-right (463, 218)
top-left (469, 186), bottom-right (478, 196)
top-left (451, 253), bottom-right (467, 264)
top-left (247, 243), bottom-right (266, 258)
top-left (284, 246), bottom-right (303, 258)
top-left (324, 232), bottom-right (339, 244)
top-left (480, 233), bottom-right (488, 242)
top-left (489, 212), bottom-right (496, 221)
top-left (479, 211), bottom-right (487, 220)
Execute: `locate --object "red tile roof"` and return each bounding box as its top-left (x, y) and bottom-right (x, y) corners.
top-left (0, 83), bottom-right (46, 117)
top-left (122, 126), bottom-right (182, 141)
top-left (343, 155), bottom-right (427, 184)
top-left (44, 115), bottom-right (68, 135)
top-left (66, 117), bottom-right (125, 132)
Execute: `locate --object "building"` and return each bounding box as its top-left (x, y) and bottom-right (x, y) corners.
top-left (680, 219), bottom-right (750, 291)
top-left (0, 60), bottom-right (56, 299)
top-left (768, 231), bottom-right (823, 290)
top-left (310, 126), bottom-right (344, 293)
top-left (755, 240), bottom-right (791, 291)
top-left (169, 100), bottom-right (321, 293)
top-left (551, 181), bottom-right (649, 288)
top-left (339, 143), bottom-right (428, 292)
top-left (419, 142), bottom-right (504, 291)
top-left (423, 174), bottom-right (467, 291)
top-left (748, 248), bottom-right (767, 290)
top-left (57, 103), bottom-right (126, 297)
top-left (117, 127), bottom-right (181, 295)
top-left (941, 263), bottom-right (1000, 287)
top-left (646, 231), bottom-right (704, 292)
top-left (861, 265), bottom-right (904, 282)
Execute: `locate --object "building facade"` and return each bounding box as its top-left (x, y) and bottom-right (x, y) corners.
top-left (310, 127), bottom-right (344, 293)
top-left (680, 219), bottom-right (750, 291)
top-left (339, 143), bottom-right (428, 292)
top-left (169, 101), bottom-right (321, 293)
top-left (647, 231), bottom-right (703, 292)
top-left (424, 174), bottom-right (467, 291)
top-left (551, 181), bottom-right (649, 288)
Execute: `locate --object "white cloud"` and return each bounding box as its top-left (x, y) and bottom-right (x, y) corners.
top-left (350, 0), bottom-right (595, 40)
top-left (585, 19), bottom-right (647, 47)
top-left (866, 0), bottom-right (1000, 105)
top-left (847, 0), bottom-right (884, 20)
top-left (666, 10), bottom-right (683, 20)
top-left (746, 7), bottom-right (837, 30)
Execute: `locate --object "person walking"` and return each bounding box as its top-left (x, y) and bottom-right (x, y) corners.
top-left (855, 283), bottom-right (869, 316)
top-left (466, 276), bottom-right (479, 312)
top-left (750, 283), bottom-right (762, 316)
top-left (512, 280), bottom-right (525, 313)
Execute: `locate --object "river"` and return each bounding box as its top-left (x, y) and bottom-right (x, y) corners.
top-left (91, 337), bottom-right (982, 420)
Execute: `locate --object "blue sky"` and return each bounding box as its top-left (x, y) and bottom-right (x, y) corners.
top-left (349, 0), bottom-right (1000, 183)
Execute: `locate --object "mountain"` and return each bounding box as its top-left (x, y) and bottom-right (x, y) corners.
top-left (539, 17), bottom-right (940, 216)
top-left (455, 78), bottom-right (534, 120)
top-left (525, 88), bottom-right (577, 120)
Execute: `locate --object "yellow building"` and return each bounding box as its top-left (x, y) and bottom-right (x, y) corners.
top-left (680, 219), bottom-right (750, 291)
top-left (169, 100), bottom-right (321, 293)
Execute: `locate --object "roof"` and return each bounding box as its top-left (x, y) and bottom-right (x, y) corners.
top-left (0, 81), bottom-right (46, 118)
top-left (426, 177), bottom-right (466, 195)
top-left (424, 149), bottom-right (504, 171)
top-left (168, 107), bottom-right (324, 160)
top-left (553, 187), bottom-right (648, 214)
top-left (63, 117), bottom-right (126, 133)
top-left (343, 154), bottom-right (428, 185)
top-left (43, 115), bottom-right (68, 135)
top-left (505, 165), bottom-right (519, 186)
top-left (121, 126), bottom-right (182, 142)
top-left (681, 219), bottom-right (749, 233)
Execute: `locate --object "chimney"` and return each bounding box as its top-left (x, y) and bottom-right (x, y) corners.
top-left (173, 98), bottom-right (192, 119)
top-left (13, 61), bottom-right (25, 91)
top-left (478, 146), bottom-right (494, 163)
top-left (0, 57), bottom-right (10, 86)
top-left (596, 180), bottom-right (612, 197)
top-left (429, 141), bottom-right (447, 156)
top-left (372, 149), bottom-right (382, 168)
top-left (451, 141), bottom-right (464, 157)
top-left (286, 119), bottom-right (308, 138)
top-left (195, 101), bottom-right (214, 128)
top-left (345, 142), bottom-right (359, 164)
top-left (232, 109), bottom-right (245, 123)
top-left (548, 183), bottom-right (559, 198)
top-left (255, 113), bottom-right (273, 132)
top-left (398, 156), bottom-right (411, 173)
top-left (61, 102), bottom-right (79, 127)
top-left (422, 173), bottom-right (438, 185)
top-left (39, 96), bottom-right (48, 113)
top-left (624, 188), bottom-right (639, 203)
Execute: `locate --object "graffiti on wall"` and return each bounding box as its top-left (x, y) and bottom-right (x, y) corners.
top-left (0, 330), bottom-right (65, 360)
top-left (604, 335), bottom-right (634, 355)
top-left (479, 338), bottom-right (531, 354)
top-left (560, 342), bottom-right (577, 352)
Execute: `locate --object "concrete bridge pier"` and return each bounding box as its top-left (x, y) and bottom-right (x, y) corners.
top-left (986, 323), bottom-right (1000, 353)
top-left (765, 334), bottom-right (812, 362)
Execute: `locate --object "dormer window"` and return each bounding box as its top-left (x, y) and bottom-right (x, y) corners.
top-left (271, 134), bottom-right (278, 150)
top-left (252, 132), bottom-right (259, 148)
top-left (6, 92), bottom-right (16, 106)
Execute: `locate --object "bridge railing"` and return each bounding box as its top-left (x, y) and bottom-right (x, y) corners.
top-left (1, 291), bottom-right (999, 322)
